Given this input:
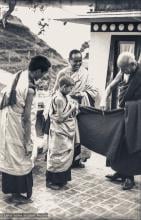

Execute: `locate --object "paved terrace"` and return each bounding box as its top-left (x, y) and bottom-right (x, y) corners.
top-left (0, 152), bottom-right (140, 220)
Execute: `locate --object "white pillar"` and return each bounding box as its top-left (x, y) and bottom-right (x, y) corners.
top-left (89, 32), bottom-right (111, 93)
top-left (88, 32), bottom-right (111, 107)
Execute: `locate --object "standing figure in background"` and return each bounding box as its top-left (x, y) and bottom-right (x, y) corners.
top-left (46, 76), bottom-right (78, 190)
top-left (53, 49), bottom-right (98, 168)
top-left (0, 55), bottom-right (51, 202)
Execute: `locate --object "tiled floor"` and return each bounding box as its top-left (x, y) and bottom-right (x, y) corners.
top-left (0, 152), bottom-right (140, 220)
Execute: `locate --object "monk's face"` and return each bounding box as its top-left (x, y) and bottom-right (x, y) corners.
top-left (120, 59), bottom-right (137, 75)
top-left (119, 56), bottom-right (137, 75)
top-left (60, 85), bottom-right (73, 95)
top-left (69, 53), bottom-right (82, 72)
top-left (31, 69), bottom-right (48, 81)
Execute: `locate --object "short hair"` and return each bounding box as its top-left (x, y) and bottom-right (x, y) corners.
top-left (69, 49), bottom-right (82, 60)
top-left (117, 52), bottom-right (136, 68)
top-left (59, 76), bottom-right (75, 87)
top-left (28, 55), bottom-right (51, 72)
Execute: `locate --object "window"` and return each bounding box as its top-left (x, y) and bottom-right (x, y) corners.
top-left (119, 41), bottom-right (135, 54)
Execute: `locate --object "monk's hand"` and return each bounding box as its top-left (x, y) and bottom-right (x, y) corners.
top-left (74, 92), bottom-right (84, 98)
top-left (100, 105), bottom-right (106, 111)
top-left (71, 102), bottom-right (77, 110)
top-left (41, 134), bottom-right (48, 154)
top-left (24, 141), bottom-right (32, 157)
top-left (31, 145), bottom-right (38, 167)
top-left (50, 115), bottom-right (63, 123)
top-left (56, 116), bottom-right (65, 123)
top-left (71, 93), bottom-right (83, 105)
top-left (71, 91), bottom-right (84, 98)
top-left (100, 93), bottom-right (107, 111)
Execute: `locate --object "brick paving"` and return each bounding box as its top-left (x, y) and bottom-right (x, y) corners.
top-left (0, 152), bottom-right (140, 220)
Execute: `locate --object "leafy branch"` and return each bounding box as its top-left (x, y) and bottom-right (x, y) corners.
top-left (1, 0), bottom-right (17, 28)
top-left (1, 0), bottom-right (49, 35)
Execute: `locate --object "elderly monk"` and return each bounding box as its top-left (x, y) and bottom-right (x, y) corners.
top-left (100, 51), bottom-right (141, 190)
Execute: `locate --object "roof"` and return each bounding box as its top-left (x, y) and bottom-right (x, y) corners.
top-left (54, 11), bottom-right (141, 25)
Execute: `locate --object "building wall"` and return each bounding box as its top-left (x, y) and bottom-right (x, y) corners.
top-left (89, 31), bottom-right (141, 107)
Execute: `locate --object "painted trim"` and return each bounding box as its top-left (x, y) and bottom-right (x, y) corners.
top-left (91, 22), bottom-right (141, 32)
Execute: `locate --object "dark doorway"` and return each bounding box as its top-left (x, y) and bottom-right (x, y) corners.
top-left (106, 35), bottom-right (141, 109)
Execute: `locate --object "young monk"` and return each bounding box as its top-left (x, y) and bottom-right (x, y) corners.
top-left (46, 76), bottom-right (78, 190)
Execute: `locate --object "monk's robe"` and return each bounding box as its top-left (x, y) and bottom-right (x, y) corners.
top-left (0, 70), bottom-right (37, 196)
top-left (77, 64), bottom-right (141, 175)
top-left (46, 93), bottom-right (78, 185)
top-left (53, 65), bottom-right (97, 165)
top-left (54, 65), bottom-right (97, 106)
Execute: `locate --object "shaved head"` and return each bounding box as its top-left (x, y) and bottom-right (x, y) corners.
top-left (117, 52), bottom-right (136, 68)
top-left (117, 52), bottom-right (137, 75)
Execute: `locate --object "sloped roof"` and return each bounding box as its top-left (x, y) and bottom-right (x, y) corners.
top-left (54, 11), bottom-right (141, 25)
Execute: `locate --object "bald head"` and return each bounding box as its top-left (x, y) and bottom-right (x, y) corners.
top-left (117, 52), bottom-right (137, 75)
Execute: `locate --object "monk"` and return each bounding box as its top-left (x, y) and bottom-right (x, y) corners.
top-left (0, 55), bottom-right (51, 202)
top-left (53, 49), bottom-right (97, 168)
top-left (100, 51), bottom-right (141, 190)
top-left (46, 76), bottom-right (78, 190)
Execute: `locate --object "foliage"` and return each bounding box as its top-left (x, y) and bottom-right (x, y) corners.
top-left (1, 0), bottom-right (49, 34)
top-left (80, 41), bottom-right (89, 52)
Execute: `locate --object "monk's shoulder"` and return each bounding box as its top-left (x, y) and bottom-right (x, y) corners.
top-left (81, 65), bottom-right (88, 75)
top-left (78, 66), bottom-right (89, 81)
top-left (27, 87), bottom-right (35, 95)
top-left (59, 66), bottom-right (71, 75)
top-left (53, 93), bottom-right (63, 104)
top-left (54, 98), bottom-right (64, 110)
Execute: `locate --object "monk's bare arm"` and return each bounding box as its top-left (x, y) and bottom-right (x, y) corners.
top-left (105, 71), bottom-right (123, 98)
top-left (55, 97), bottom-right (64, 116)
top-left (100, 71), bottom-right (123, 109)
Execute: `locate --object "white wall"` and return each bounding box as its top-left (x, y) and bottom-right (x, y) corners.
top-left (89, 32), bottom-right (111, 93)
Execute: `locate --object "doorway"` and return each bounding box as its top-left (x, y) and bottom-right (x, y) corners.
top-left (106, 35), bottom-right (141, 109)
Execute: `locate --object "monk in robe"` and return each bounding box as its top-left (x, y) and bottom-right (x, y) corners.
top-left (100, 51), bottom-right (141, 190)
top-left (0, 55), bottom-right (51, 202)
top-left (53, 49), bottom-right (97, 168)
top-left (46, 76), bottom-right (79, 190)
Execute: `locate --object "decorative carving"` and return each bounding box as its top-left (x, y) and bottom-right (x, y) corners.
top-left (91, 22), bottom-right (141, 32)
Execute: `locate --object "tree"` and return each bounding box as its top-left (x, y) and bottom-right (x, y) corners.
top-left (80, 41), bottom-right (89, 52)
top-left (1, 0), bottom-right (49, 34)
top-left (38, 18), bottom-right (49, 35)
top-left (1, 0), bottom-right (17, 28)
